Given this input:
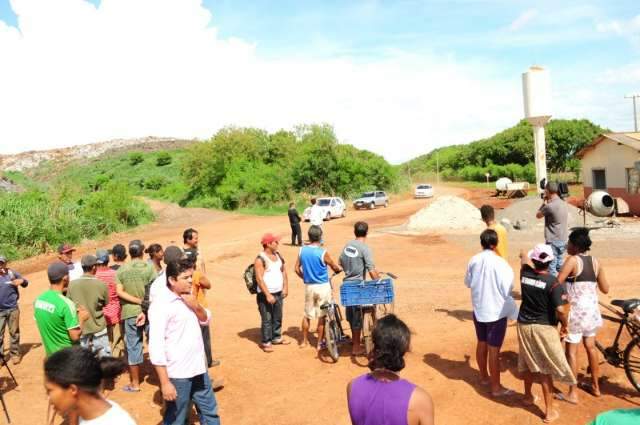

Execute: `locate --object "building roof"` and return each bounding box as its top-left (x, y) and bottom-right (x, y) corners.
top-left (577, 132), bottom-right (640, 159)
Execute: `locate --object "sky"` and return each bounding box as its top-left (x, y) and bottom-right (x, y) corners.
top-left (0, 0), bottom-right (639, 163)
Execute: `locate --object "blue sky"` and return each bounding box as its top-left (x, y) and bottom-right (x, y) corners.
top-left (1, 1), bottom-right (639, 162)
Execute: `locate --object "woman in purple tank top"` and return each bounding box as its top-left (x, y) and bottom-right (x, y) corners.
top-left (347, 315), bottom-right (434, 425)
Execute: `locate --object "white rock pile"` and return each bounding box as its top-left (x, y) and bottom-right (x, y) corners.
top-left (406, 196), bottom-right (485, 233)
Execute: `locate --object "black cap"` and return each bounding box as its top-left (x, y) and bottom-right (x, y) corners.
top-left (47, 262), bottom-right (69, 282)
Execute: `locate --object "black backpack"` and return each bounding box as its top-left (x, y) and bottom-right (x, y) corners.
top-left (242, 253), bottom-right (284, 294)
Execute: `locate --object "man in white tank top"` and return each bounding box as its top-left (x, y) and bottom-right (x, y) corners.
top-left (254, 233), bottom-right (290, 352)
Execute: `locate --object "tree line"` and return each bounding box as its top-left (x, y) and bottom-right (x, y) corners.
top-left (401, 119), bottom-right (607, 182)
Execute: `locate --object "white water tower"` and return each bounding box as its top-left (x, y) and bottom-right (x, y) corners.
top-left (522, 66), bottom-right (552, 195)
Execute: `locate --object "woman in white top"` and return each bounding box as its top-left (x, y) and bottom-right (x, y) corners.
top-left (254, 233), bottom-right (290, 352)
top-left (44, 346), bottom-right (137, 424)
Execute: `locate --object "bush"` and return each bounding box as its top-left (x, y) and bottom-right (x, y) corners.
top-left (129, 152), bottom-right (144, 166)
top-left (156, 152), bottom-right (172, 166)
top-left (0, 185), bottom-right (153, 261)
top-left (144, 175), bottom-right (168, 190)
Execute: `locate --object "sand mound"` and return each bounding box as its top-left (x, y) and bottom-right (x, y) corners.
top-left (405, 196), bottom-right (485, 233)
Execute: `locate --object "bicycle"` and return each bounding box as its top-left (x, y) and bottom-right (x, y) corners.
top-left (321, 272), bottom-right (350, 363)
top-left (595, 298), bottom-right (640, 392)
top-left (341, 272), bottom-right (397, 356)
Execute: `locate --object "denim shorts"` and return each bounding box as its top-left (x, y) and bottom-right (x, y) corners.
top-left (124, 317), bottom-right (147, 365)
top-left (80, 329), bottom-right (112, 358)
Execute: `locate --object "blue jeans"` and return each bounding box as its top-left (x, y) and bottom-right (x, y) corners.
top-left (80, 329), bottom-right (112, 358)
top-left (547, 240), bottom-right (566, 277)
top-left (164, 372), bottom-right (220, 425)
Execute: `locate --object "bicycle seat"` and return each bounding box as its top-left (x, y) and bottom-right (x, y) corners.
top-left (611, 299), bottom-right (640, 314)
top-left (320, 302), bottom-right (331, 310)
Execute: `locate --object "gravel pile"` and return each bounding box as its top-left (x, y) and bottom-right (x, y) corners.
top-left (405, 196), bottom-right (485, 233)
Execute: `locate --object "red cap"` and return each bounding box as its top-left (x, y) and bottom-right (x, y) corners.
top-left (261, 233), bottom-right (281, 246)
top-left (57, 243), bottom-right (76, 254)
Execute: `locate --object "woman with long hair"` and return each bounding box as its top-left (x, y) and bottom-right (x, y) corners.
top-left (347, 314), bottom-right (434, 425)
top-left (145, 243), bottom-right (164, 273)
top-left (44, 346), bottom-right (136, 424)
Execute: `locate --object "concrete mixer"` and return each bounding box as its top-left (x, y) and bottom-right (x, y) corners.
top-left (581, 190), bottom-right (616, 228)
top-left (585, 190), bottom-right (615, 217)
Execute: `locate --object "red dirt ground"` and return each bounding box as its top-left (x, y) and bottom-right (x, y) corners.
top-left (3, 186), bottom-right (639, 424)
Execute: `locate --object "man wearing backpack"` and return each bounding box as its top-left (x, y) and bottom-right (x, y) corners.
top-left (253, 233), bottom-right (289, 352)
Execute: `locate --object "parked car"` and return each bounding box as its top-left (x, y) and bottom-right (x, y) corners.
top-left (303, 197), bottom-right (346, 221)
top-left (414, 184), bottom-right (434, 198)
top-left (353, 191), bottom-right (388, 210)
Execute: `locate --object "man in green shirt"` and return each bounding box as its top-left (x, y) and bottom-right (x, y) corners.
top-left (116, 240), bottom-right (156, 392)
top-left (34, 262), bottom-right (89, 357)
top-left (67, 255), bottom-right (110, 357)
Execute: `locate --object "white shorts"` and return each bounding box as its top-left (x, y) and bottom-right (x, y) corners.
top-left (565, 328), bottom-right (597, 344)
top-left (304, 283), bottom-right (331, 319)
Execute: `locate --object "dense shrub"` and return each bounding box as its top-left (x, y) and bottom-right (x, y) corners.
top-left (156, 152), bottom-right (172, 166)
top-left (129, 152), bottom-right (144, 166)
top-left (143, 175), bottom-right (168, 190)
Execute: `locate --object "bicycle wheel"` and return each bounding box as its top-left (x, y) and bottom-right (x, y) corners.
top-left (325, 320), bottom-right (340, 362)
top-left (363, 311), bottom-right (374, 356)
top-left (624, 337), bottom-right (640, 392)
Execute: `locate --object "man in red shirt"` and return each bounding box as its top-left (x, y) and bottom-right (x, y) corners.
top-left (95, 249), bottom-right (124, 358)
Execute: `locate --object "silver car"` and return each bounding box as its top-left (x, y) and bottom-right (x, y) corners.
top-left (353, 191), bottom-right (388, 210)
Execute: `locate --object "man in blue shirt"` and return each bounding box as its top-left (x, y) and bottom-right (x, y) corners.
top-left (0, 255), bottom-right (28, 364)
top-left (294, 225), bottom-right (341, 352)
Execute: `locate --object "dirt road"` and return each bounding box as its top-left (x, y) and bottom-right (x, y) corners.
top-left (5, 186), bottom-right (640, 424)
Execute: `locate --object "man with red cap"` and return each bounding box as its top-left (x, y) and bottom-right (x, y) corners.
top-left (58, 243), bottom-right (83, 281)
top-left (253, 233), bottom-right (289, 352)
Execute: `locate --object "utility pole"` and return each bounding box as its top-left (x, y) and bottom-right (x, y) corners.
top-left (625, 94), bottom-right (640, 132)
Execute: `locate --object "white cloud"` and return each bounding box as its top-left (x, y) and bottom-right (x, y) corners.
top-left (507, 9), bottom-right (538, 32)
top-left (596, 14), bottom-right (640, 46)
top-left (0, 0), bottom-right (630, 164)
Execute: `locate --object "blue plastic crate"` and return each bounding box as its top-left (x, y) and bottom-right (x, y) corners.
top-left (340, 279), bottom-right (394, 307)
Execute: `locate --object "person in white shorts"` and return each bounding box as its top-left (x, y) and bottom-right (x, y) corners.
top-left (294, 225), bottom-right (341, 352)
top-left (557, 227), bottom-right (610, 403)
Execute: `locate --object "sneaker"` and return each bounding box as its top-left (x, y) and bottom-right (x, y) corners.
top-left (210, 359), bottom-right (221, 367)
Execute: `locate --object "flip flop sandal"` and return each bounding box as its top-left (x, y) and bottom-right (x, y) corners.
top-left (491, 388), bottom-right (515, 397)
top-left (122, 385), bottom-right (141, 393)
top-left (553, 393), bottom-right (577, 404)
top-left (260, 344), bottom-right (274, 353)
top-left (578, 382), bottom-right (601, 397)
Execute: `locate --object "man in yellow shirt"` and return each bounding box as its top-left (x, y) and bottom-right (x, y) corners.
top-left (480, 205), bottom-right (508, 260)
